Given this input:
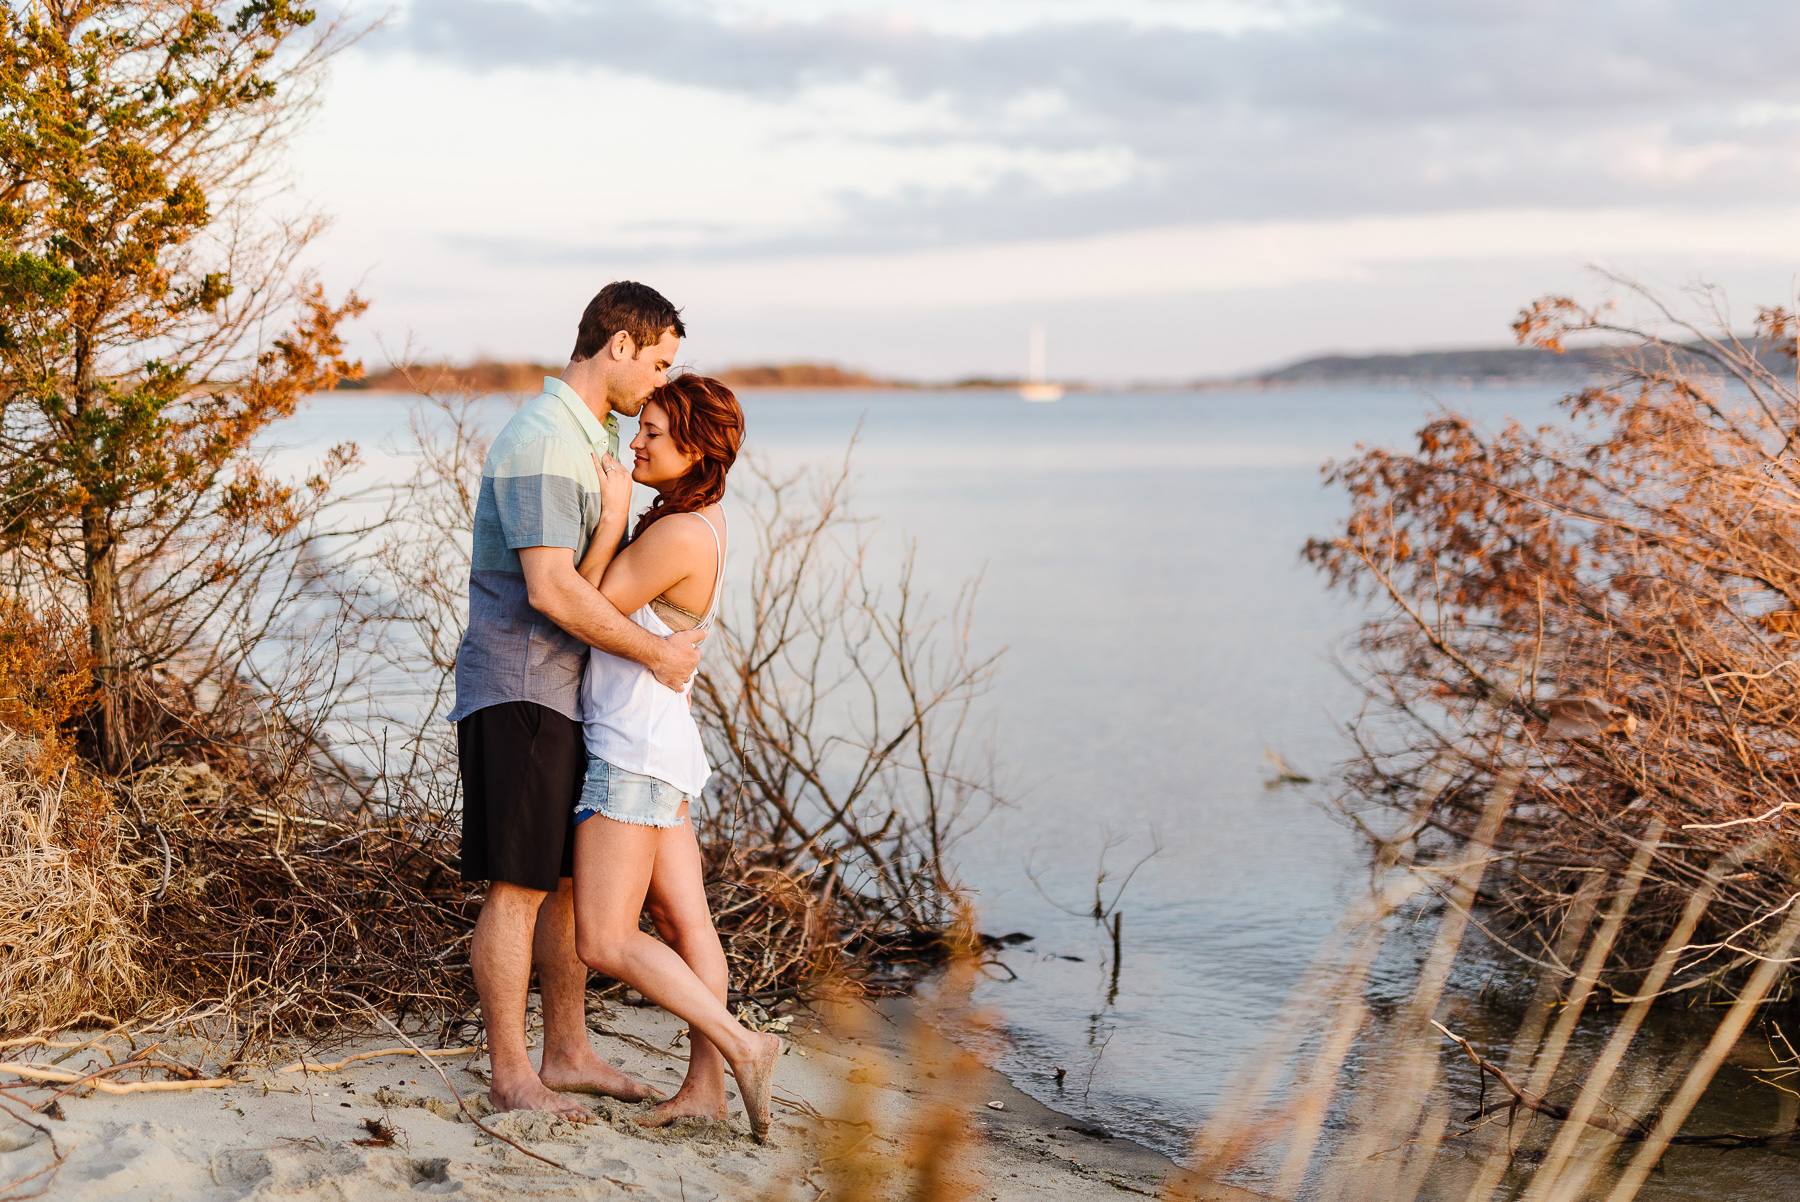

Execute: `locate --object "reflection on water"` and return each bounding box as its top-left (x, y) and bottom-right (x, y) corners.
top-left (273, 385), bottom-right (1799, 1196)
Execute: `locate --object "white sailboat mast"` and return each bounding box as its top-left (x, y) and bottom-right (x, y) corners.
top-left (1020, 325), bottom-right (1064, 401)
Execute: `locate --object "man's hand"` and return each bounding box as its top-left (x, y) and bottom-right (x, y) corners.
top-left (649, 626), bottom-right (707, 691)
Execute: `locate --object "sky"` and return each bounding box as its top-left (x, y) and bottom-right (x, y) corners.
top-left (288, 0), bottom-right (1800, 382)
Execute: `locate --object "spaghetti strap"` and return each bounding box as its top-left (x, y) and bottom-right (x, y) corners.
top-left (688, 510), bottom-right (726, 628)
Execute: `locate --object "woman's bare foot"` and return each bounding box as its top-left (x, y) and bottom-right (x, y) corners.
top-left (728, 1031), bottom-right (782, 1142)
top-left (540, 1048), bottom-right (661, 1103)
top-left (634, 1083), bottom-right (729, 1128)
top-left (486, 1069), bottom-right (595, 1123)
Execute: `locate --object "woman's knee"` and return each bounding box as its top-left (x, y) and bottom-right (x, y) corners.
top-left (650, 906), bottom-right (718, 953)
top-left (575, 929), bottom-right (631, 977)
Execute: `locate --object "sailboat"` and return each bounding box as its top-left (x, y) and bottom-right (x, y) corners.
top-left (1019, 325), bottom-right (1064, 402)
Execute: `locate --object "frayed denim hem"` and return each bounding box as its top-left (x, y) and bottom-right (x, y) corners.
top-left (574, 756), bottom-right (691, 828)
top-left (574, 803), bottom-right (686, 829)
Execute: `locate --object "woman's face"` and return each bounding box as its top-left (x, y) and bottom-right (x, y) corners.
top-left (630, 400), bottom-right (701, 490)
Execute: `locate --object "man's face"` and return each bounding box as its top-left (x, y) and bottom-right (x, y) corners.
top-left (607, 327), bottom-right (681, 416)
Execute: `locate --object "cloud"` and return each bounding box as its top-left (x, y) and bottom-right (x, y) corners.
top-left (377, 0), bottom-right (1800, 249)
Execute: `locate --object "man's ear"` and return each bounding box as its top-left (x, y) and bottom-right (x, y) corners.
top-left (610, 330), bottom-right (636, 361)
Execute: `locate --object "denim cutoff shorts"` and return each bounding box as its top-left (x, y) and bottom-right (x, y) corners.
top-left (573, 757), bottom-right (692, 829)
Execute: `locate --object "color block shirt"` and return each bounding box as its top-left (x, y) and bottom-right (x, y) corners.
top-left (448, 377), bottom-right (621, 723)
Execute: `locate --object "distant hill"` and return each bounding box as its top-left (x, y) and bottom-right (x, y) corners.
top-left (343, 361), bottom-right (560, 393)
top-left (711, 363), bottom-right (894, 388)
top-left (1246, 346), bottom-right (1613, 386)
top-left (1241, 341), bottom-right (1793, 387)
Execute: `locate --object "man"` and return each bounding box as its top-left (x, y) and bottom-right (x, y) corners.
top-left (449, 281), bottom-right (698, 1118)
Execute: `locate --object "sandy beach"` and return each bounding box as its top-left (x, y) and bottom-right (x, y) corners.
top-left (0, 997), bottom-right (1248, 1201)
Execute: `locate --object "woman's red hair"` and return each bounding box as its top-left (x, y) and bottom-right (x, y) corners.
top-left (632, 374), bottom-right (745, 539)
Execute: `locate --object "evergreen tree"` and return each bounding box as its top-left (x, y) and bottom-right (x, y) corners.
top-left (0, 0), bottom-right (364, 769)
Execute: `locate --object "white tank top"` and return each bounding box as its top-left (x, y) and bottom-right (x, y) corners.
top-left (579, 511), bottom-right (725, 797)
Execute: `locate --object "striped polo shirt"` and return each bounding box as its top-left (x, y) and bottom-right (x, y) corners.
top-left (448, 377), bottom-right (621, 723)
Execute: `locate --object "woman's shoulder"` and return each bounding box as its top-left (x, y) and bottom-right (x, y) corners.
top-left (635, 508), bottom-right (724, 551)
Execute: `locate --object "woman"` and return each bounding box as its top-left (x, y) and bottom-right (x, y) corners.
top-left (569, 374), bottom-right (781, 1141)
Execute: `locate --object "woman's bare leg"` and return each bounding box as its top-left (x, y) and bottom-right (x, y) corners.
top-left (637, 807), bottom-right (732, 1124)
top-left (572, 812), bottom-right (781, 1139)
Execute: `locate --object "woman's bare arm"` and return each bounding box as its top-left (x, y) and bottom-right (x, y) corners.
top-left (576, 453), bottom-right (633, 588)
top-left (597, 513), bottom-right (716, 618)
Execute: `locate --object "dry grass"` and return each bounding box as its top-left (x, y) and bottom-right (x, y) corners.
top-left (0, 732), bottom-right (147, 1031)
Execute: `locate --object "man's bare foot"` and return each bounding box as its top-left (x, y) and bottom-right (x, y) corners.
top-left (487, 1072), bottom-right (594, 1123)
top-left (728, 1032), bottom-right (782, 1143)
top-left (634, 1084), bottom-right (729, 1128)
top-left (540, 1049), bottom-right (661, 1103)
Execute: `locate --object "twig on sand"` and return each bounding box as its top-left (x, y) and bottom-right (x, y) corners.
top-left (0, 1058), bottom-right (231, 1099)
top-left (589, 1023), bottom-right (682, 1062)
top-left (277, 1047), bottom-right (477, 1074)
top-left (0, 1150), bottom-right (68, 1202)
top-left (0, 1097), bottom-right (66, 1200)
top-left (47, 1023), bottom-right (139, 1067)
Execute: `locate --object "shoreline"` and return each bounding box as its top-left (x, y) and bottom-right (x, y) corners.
top-left (0, 997), bottom-right (1267, 1200)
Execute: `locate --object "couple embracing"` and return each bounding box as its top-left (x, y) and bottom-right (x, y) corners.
top-left (447, 282), bottom-right (781, 1140)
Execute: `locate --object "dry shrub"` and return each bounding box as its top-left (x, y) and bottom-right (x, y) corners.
top-left (0, 586), bottom-right (474, 1037)
top-left (0, 599), bottom-right (90, 747)
top-left (126, 760), bottom-right (476, 1037)
top-left (705, 854), bottom-right (847, 1000)
top-left (1309, 278), bottom-right (1800, 997)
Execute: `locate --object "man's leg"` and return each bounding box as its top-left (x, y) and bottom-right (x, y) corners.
top-left (535, 876), bottom-right (659, 1101)
top-left (470, 880), bottom-right (591, 1120)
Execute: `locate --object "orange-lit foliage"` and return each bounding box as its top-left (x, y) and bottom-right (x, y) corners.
top-left (0, 598), bottom-right (117, 861)
top-left (1309, 282), bottom-right (1800, 992)
top-left (0, 598), bottom-right (90, 751)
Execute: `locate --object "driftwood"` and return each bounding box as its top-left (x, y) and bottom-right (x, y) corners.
top-left (0, 1057), bottom-right (231, 1097)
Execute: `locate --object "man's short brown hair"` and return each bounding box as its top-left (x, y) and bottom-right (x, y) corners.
top-left (570, 281), bottom-right (686, 362)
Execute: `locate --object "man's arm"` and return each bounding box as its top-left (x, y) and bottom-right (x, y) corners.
top-left (519, 546), bottom-right (703, 691)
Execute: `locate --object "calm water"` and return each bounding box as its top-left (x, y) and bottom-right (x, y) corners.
top-left (273, 386), bottom-right (1800, 1194)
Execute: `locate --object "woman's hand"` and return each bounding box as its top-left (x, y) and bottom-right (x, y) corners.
top-left (596, 452), bottom-right (632, 517)
top-left (577, 453), bottom-right (633, 588)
